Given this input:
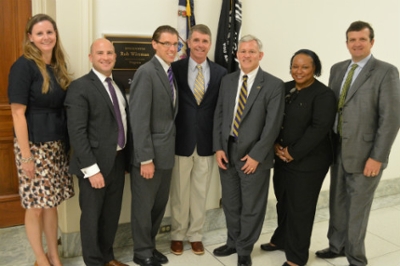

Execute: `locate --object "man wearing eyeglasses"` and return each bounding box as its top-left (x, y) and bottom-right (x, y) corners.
top-left (129, 25), bottom-right (179, 266)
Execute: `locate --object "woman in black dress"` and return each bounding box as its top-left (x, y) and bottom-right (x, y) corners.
top-left (8, 14), bottom-right (74, 266)
top-left (260, 49), bottom-right (336, 266)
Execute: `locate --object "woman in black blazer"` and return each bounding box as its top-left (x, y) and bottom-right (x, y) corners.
top-left (260, 49), bottom-right (336, 266)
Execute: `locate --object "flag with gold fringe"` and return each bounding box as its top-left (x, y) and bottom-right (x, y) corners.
top-left (215, 0), bottom-right (242, 73)
top-left (177, 0), bottom-right (196, 60)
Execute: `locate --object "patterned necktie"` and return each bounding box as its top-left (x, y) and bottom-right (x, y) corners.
top-left (233, 75), bottom-right (248, 138)
top-left (337, 64), bottom-right (358, 136)
top-left (194, 65), bottom-right (205, 105)
top-left (105, 77), bottom-right (125, 148)
top-left (167, 67), bottom-right (175, 100)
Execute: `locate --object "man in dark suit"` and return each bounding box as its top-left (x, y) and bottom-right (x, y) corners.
top-left (129, 25), bottom-right (179, 266)
top-left (65, 38), bottom-right (131, 266)
top-left (316, 21), bottom-right (400, 266)
top-left (212, 35), bottom-right (285, 266)
top-left (169, 24), bottom-right (227, 256)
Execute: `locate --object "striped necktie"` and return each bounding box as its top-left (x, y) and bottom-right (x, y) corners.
top-left (233, 75), bottom-right (248, 138)
top-left (194, 65), bottom-right (205, 105)
top-left (337, 64), bottom-right (358, 136)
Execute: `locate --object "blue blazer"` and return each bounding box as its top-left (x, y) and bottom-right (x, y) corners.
top-left (172, 58), bottom-right (227, 156)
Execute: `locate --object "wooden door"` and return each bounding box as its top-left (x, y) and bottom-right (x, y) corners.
top-left (0, 0), bottom-right (32, 227)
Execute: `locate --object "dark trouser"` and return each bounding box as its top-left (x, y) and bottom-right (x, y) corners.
top-left (270, 166), bottom-right (327, 265)
top-left (219, 139), bottom-right (271, 256)
top-left (79, 152), bottom-right (125, 266)
top-left (328, 150), bottom-right (381, 266)
top-left (131, 166), bottom-right (172, 259)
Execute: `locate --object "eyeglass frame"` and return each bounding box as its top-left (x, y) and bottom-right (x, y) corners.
top-left (155, 40), bottom-right (179, 48)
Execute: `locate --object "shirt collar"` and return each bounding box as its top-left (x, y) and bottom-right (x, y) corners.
top-left (155, 54), bottom-right (171, 73)
top-left (189, 57), bottom-right (208, 72)
top-left (240, 66), bottom-right (259, 80)
top-left (92, 68), bottom-right (113, 82)
top-left (351, 54), bottom-right (372, 69)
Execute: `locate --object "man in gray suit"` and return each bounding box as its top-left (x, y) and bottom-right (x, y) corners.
top-left (212, 35), bottom-right (285, 266)
top-left (129, 25), bottom-right (179, 266)
top-left (316, 21), bottom-right (400, 266)
top-left (66, 38), bottom-right (130, 266)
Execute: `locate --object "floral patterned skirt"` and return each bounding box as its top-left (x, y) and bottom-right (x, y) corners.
top-left (14, 138), bottom-right (74, 209)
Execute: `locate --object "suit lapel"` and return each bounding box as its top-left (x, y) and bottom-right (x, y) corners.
top-left (203, 59), bottom-right (217, 103)
top-left (89, 70), bottom-right (116, 118)
top-left (152, 57), bottom-right (174, 100)
top-left (241, 68), bottom-right (263, 120)
top-left (345, 57), bottom-right (375, 103)
top-left (333, 62), bottom-right (350, 98)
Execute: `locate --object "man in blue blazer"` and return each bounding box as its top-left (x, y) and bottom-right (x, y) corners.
top-left (169, 24), bottom-right (227, 256)
top-left (129, 25), bottom-right (179, 266)
top-left (213, 35), bottom-right (285, 266)
top-left (316, 21), bottom-right (400, 266)
top-left (65, 38), bottom-right (131, 266)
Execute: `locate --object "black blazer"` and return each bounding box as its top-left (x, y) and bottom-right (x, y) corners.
top-left (275, 79), bottom-right (336, 172)
top-left (171, 58), bottom-right (227, 156)
top-left (65, 70), bottom-right (132, 178)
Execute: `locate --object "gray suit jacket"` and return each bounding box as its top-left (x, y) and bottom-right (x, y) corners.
top-left (329, 56), bottom-right (400, 173)
top-left (65, 70), bottom-right (131, 178)
top-left (213, 68), bottom-right (285, 170)
top-left (129, 56), bottom-right (178, 169)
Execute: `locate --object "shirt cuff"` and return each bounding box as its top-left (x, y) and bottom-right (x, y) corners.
top-left (81, 163), bottom-right (100, 178)
top-left (141, 159), bottom-right (153, 165)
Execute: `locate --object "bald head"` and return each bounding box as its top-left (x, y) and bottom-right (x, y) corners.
top-left (89, 38), bottom-right (116, 76)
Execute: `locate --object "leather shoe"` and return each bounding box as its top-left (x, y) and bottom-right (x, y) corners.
top-left (105, 259), bottom-right (129, 266)
top-left (170, 240), bottom-right (183, 255)
top-left (190, 241), bottom-right (204, 255)
top-left (315, 247), bottom-right (345, 258)
top-left (238, 255), bottom-right (252, 266)
top-left (260, 242), bottom-right (283, 251)
top-left (213, 244), bottom-right (237, 257)
top-left (133, 256), bottom-right (161, 266)
top-left (153, 249), bottom-right (168, 264)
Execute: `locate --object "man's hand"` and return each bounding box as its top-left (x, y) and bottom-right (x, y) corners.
top-left (89, 172), bottom-right (105, 189)
top-left (363, 158), bottom-right (382, 177)
top-left (141, 162), bottom-right (155, 179)
top-left (216, 150), bottom-right (228, 170)
top-left (241, 155), bottom-right (259, 174)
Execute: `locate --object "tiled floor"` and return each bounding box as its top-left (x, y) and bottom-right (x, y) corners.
top-left (1, 194), bottom-right (400, 266)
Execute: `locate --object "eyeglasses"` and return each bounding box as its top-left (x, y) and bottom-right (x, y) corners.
top-left (156, 41), bottom-right (179, 48)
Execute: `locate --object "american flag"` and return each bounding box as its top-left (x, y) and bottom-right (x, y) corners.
top-left (177, 0), bottom-right (196, 60)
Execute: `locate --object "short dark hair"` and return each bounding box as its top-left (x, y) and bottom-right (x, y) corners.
top-left (290, 49), bottom-right (322, 77)
top-left (152, 25), bottom-right (179, 42)
top-left (188, 24), bottom-right (212, 42)
top-left (346, 21), bottom-right (374, 41)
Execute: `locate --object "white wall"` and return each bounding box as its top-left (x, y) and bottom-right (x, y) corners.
top-left (92, 0), bottom-right (400, 193)
top-left (47, 0), bottom-right (400, 233)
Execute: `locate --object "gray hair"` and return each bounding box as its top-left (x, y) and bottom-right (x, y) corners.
top-left (238, 34), bottom-right (263, 51)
